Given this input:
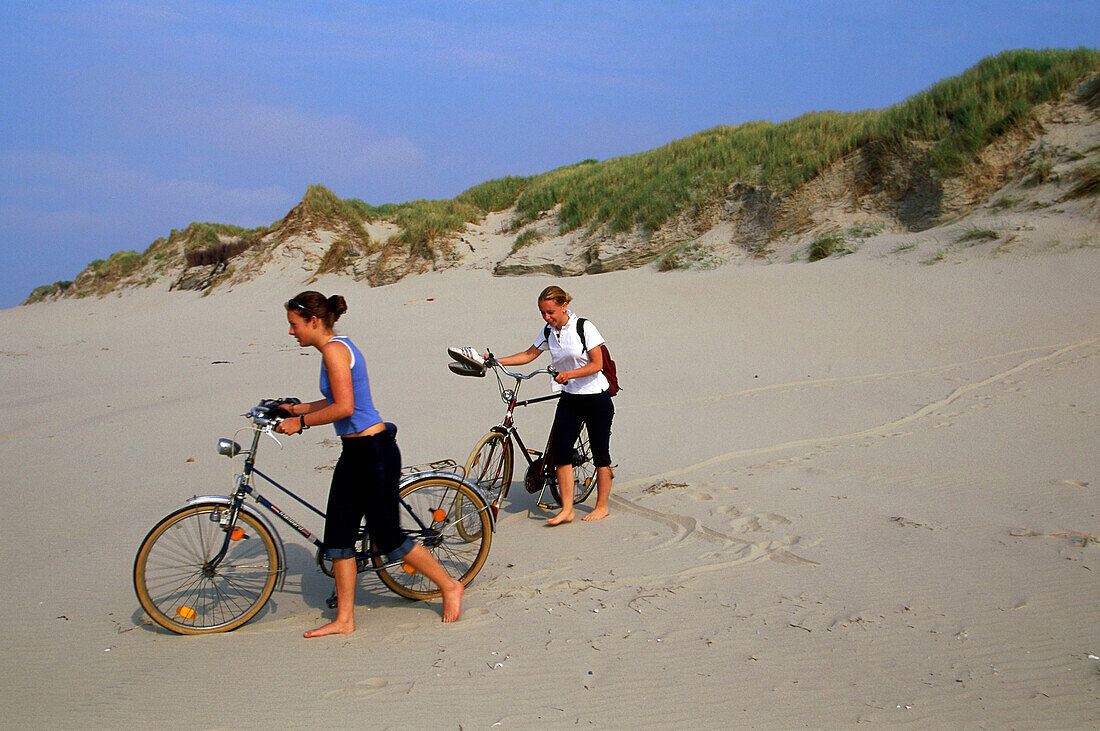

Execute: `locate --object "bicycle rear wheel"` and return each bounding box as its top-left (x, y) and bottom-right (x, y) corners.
top-left (548, 423), bottom-right (598, 506)
top-left (134, 503), bottom-right (280, 634)
top-left (375, 477), bottom-right (492, 600)
top-left (459, 430), bottom-right (513, 539)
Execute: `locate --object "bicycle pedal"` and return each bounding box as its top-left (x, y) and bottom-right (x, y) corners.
top-left (325, 590), bottom-right (338, 609)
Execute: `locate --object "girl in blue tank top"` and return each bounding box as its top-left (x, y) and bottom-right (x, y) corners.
top-left (319, 336), bottom-right (381, 436)
top-left (274, 291), bottom-right (464, 637)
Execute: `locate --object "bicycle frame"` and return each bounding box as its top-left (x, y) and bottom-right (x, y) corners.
top-left (486, 360), bottom-right (561, 470)
top-left (460, 354), bottom-right (599, 513)
top-left (205, 416), bottom-right (492, 578)
top-left (476, 355), bottom-right (589, 510)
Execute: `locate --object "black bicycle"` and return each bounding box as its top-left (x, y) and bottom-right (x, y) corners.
top-left (133, 399), bottom-right (493, 634)
top-left (449, 351), bottom-right (596, 537)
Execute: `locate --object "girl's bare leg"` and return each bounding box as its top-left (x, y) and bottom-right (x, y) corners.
top-left (581, 466), bottom-right (613, 521)
top-left (547, 464), bottom-right (575, 526)
top-left (304, 557), bottom-right (356, 637)
top-left (400, 543), bottom-right (464, 622)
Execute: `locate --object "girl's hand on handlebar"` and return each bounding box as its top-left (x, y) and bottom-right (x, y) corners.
top-left (554, 370), bottom-right (570, 385)
top-left (274, 415), bottom-right (303, 435)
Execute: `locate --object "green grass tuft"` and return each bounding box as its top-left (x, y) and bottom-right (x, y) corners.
top-left (1064, 162), bottom-right (1100, 199)
top-left (956, 226), bottom-right (1001, 244)
top-left (807, 232), bottom-right (852, 261)
top-left (512, 228), bottom-right (545, 251)
top-left (456, 176), bottom-right (531, 212)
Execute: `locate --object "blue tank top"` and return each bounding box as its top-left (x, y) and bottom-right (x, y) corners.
top-left (319, 336), bottom-right (382, 436)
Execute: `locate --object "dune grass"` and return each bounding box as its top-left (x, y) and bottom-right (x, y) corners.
top-left (1064, 161), bottom-right (1100, 199)
top-left (24, 281), bottom-right (73, 304)
top-left (955, 225), bottom-right (1001, 245)
top-left (503, 49), bottom-right (1098, 238)
top-left (807, 232), bottom-right (852, 261)
top-left (393, 49), bottom-right (1096, 245)
top-left (354, 198), bottom-right (485, 259)
top-left (512, 228), bottom-right (545, 251)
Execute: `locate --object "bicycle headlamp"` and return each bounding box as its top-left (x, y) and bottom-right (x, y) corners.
top-left (218, 438), bottom-right (242, 458)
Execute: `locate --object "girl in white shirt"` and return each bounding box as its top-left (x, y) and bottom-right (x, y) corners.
top-left (492, 286), bottom-right (614, 525)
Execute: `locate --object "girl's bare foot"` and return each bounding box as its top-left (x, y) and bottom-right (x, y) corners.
top-left (303, 619), bottom-right (354, 638)
top-left (546, 510), bottom-right (574, 526)
top-left (441, 581), bottom-right (463, 623)
top-left (582, 505), bottom-right (609, 521)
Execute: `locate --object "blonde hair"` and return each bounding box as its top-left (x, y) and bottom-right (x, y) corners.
top-left (538, 285), bottom-right (572, 307)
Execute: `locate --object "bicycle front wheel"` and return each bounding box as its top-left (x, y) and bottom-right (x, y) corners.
top-left (548, 423), bottom-right (598, 506)
top-left (462, 431), bottom-right (513, 523)
top-left (134, 503), bottom-right (280, 634)
top-left (459, 431), bottom-right (512, 540)
top-left (375, 477), bottom-right (492, 600)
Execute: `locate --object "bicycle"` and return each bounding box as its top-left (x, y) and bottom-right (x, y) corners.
top-left (448, 350), bottom-right (596, 535)
top-left (132, 399), bottom-right (493, 634)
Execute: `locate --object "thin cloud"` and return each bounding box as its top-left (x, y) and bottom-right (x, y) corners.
top-left (162, 99), bottom-right (427, 182)
top-left (0, 149), bottom-right (293, 227)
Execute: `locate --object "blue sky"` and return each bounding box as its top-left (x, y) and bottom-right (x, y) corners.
top-left (2, 1), bottom-right (1096, 308)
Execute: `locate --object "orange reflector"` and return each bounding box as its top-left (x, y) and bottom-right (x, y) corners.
top-left (432, 509), bottom-right (446, 522)
top-left (230, 527), bottom-right (245, 541)
top-left (176, 606), bottom-right (197, 620)
top-left (402, 562), bottom-right (417, 575)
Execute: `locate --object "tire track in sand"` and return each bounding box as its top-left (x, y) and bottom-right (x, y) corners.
top-left (618, 335), bottom-right (1100, 493)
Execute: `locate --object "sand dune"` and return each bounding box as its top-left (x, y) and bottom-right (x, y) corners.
top-left (1, 249), bottom-right (1098, 727)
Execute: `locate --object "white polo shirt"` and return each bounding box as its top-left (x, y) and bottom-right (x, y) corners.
top-left (534, 312), bottom-right (609, 395)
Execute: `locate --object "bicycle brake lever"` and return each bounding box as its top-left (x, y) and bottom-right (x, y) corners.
top-left (265, 429), bottom-right (284, 449)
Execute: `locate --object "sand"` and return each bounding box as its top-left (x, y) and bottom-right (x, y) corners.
top-left (1, 248), bottom-right (1098, 727)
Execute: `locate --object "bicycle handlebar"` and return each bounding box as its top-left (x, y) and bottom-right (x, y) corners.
top-left (245, 398), bottom-right (300, 429)
top-left (483, 351), bottom-right (557, 380)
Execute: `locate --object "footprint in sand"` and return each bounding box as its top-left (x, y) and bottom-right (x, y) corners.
top-left (733, 512), bottom-right (792, 534)
top-left (323, 677), bottom-right (388, 699)
top-left (462, 607), bottom-right (489, 617)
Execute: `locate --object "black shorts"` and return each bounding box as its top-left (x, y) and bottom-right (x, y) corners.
top-left (323, 425), bottom-right (414, 561)
top-left (551, 391), bottom-right (614, 468)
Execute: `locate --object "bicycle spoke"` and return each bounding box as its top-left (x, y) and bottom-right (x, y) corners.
top-left (134, 505), bottom-right (279, 634)
top-left (374, 477), bottom-right (491, 600)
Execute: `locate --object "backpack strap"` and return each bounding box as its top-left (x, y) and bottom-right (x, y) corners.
top-left (545, 318), bottom-right (590, 352)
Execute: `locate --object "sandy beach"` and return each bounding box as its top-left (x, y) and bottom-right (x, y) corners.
top-left (1, 248), bottom-right (1098, 727)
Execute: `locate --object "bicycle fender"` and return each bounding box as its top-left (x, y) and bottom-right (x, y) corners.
top-left (397, 472), bottom-right (496, 533)
top-left (185, 496), bottom-right (288, 591)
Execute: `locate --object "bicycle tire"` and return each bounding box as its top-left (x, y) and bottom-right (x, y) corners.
top-left (548, 423), bottom-right (598, 506)
top-left (134, 502), bottom-right (280, 634)
top-left (374, 477), bottom-right (492, 601)
top-left (459, 430), bottom-right (513, 539)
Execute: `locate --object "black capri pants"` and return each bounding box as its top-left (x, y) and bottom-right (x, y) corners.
top-left (323, 424), bottom-right (414, 561)
top-left (551, 391), bottom-right (614, 469)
